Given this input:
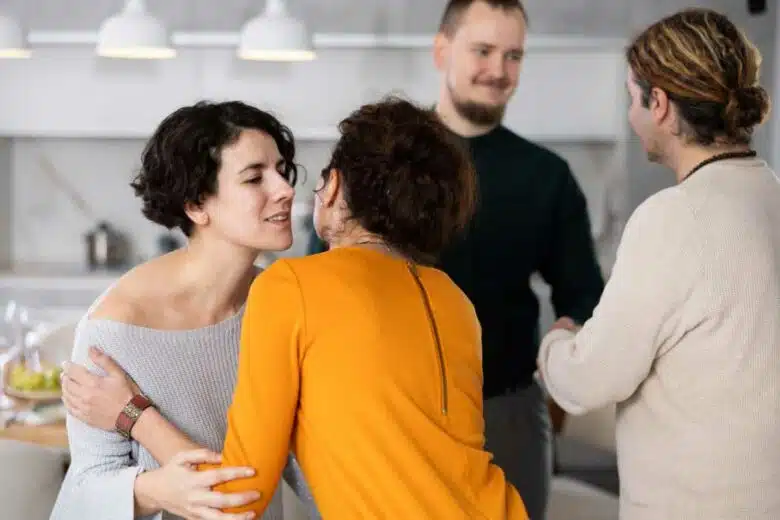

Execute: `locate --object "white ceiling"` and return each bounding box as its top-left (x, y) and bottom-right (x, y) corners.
top-left (1, 0), bottom-right (773, 40)
top-left (4, 0), bottom-right (449, 33)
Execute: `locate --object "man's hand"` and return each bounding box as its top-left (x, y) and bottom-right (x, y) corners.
top-left (550, 316), bottom-right (581, 334)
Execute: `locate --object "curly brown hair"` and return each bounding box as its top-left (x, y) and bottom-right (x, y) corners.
top-left (626, 8), bottom-right (771, 146)
top-left (131, 100), bottom-right (298, 236)
top-left (321, 96), bottom-right (476, 265)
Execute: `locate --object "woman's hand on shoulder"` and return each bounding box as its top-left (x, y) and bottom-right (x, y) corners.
top-left (61, 346), bottom-right (140, 431)
top-left (138, 449), bottom-right (261, 520)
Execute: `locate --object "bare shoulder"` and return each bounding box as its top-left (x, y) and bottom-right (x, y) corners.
top-left (87, 260), bottom-right (164, 325)
top-left (88, 286), bottom-right (142, 324)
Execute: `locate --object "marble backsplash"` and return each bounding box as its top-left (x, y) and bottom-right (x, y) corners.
top-left (4, 136), bottom-right (629, 275)
top-left (8, 138), bottom-right (331, 268)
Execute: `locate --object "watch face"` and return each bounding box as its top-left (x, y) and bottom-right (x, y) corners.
top-left (116, 395), bottom-right (153, 438)
top-left (126, 405), bottom-right (143, 420)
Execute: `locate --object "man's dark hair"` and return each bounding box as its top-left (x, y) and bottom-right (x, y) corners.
top-left (439, 0), bottom-right (528, 36)
top-left (131, 100), bottom-right (298, 236)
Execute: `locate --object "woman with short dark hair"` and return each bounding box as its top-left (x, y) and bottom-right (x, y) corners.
top-left (51, 100), bottom-right (316, 520)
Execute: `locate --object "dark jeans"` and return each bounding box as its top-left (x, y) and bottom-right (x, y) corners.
top-left (484, 379), bottom-right (554, 520)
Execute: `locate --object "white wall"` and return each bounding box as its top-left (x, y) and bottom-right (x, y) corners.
top-left (7, 137), bottom-right (627, 275)
top-left (0, 39), bottom-right (625, 140)
top-left (0, 139), bottom-right (12, 269)
top-left (1, 35), bottom-right (630, 271)
top-left (4, 1), bottom-right (773, 269)
top-left (10, 137), bottom-right (333, 266)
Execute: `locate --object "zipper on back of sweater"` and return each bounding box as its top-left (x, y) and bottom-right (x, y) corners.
top-left (406, 262), bottom-right (448, 416)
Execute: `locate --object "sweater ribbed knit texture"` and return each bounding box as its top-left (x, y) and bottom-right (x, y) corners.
top-left (539, 158), bottom-right (780, 519)
top-left (51, 304), bottom-right (318, 520)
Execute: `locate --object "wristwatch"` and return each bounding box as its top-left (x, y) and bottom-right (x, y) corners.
top-left (115, 394), bottom-right (154, 439)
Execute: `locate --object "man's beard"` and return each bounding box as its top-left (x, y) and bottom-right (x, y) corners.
top-left (448, 80), bottom-right (508, 126)
top-left (453, 98), bottom-right (506, 126)
top-left (642, 136), bottom-right (663, 164)
top-left (646, 149), bottom-right (662, 163)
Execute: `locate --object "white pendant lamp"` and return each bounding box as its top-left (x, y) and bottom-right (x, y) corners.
top-left (238, 0), bottom-right (315, 61)
top-left (0, 13), bottom-right (31, 58)
top-left (96, 0), bottom-right (175, 59)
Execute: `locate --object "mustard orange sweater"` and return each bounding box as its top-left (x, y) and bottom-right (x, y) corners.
top-left (208, 247), bottom-right (527, 519)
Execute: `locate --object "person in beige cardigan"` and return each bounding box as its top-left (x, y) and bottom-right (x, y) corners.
top-left (538, 8), bottom-right (780, 520)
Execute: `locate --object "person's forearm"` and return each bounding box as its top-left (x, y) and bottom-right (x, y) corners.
top-left (133, 470), bottom-right (162, 517)
top-left (131, 408), bottom-right (201, 465)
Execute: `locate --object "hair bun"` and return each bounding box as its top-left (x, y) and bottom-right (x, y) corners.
top-left (724, 85), bottom-right (771, 130)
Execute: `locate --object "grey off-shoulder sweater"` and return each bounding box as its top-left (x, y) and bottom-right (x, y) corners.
top-left (49, 305), bottom-right (318, 520)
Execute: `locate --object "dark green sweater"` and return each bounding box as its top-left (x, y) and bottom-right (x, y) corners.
top-left (440, 126), bottom-right (604, 397)
top-left (307, 125), bottom-right (604, 398)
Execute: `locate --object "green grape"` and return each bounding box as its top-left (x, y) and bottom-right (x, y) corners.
top-left (43, 367), bottom-right (62, 390)
top-left (8, 364), bottom-right (61, 391)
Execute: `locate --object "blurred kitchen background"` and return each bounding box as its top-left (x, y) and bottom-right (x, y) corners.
top-left (0, 1), bottom-right (776, 519)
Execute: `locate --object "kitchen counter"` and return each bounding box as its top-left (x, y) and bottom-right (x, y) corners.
top-left (0, 255), bottom-right (275, 291)
top-left (0, 263), bottom-right (127, 291)
top-left (0, 264), bottom-right (125, 322)
top-left (0, 401), bottom-right (68, 451)
top-left (0, 419), bottom-right (68, 450)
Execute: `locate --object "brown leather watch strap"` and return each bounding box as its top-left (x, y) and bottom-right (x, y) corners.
top-left (115, 394), bottom-right (153, 439)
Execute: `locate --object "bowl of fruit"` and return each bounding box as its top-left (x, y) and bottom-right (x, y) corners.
top-left (2, 361), bottom-right (63, 403)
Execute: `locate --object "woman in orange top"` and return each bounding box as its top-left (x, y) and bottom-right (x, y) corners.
top-left (62, 97), bottom-right (528, 520)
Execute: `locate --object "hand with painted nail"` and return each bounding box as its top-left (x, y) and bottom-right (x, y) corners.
top-left (61, 346), bottom-right (139, 431)
top-left (138, 449), bottom-right (261, 520)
